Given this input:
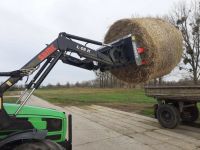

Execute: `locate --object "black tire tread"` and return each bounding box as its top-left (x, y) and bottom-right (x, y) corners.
top-left (14, 139), bottom-right (64, 150)
top-left (157, 104), bottom-right (180, 129)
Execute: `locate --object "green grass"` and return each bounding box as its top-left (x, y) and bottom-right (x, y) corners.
top-left (197, 104), bottom-right (200, 109)
top-left (35, 88), bottom-right (156, 116)
top-left (35, 88), bottom-right (155, 104)
top-left (4, 88), bottom-right (200, 118)
top-left (140, 108), bottom-right (155, 117)
top-left (3, 91), bottom-right (20, 103)
top-left (4, 91), bottom-right (20, 96)
top-left (4, 97), bottom-right (17, 103)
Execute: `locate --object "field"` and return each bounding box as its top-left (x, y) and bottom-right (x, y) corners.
top-left (4, 88), bottom-right (200, 118)
top-left (34, 88), bottom-right (156, 117)
top-left (3, 91), bottom-right (21, 103)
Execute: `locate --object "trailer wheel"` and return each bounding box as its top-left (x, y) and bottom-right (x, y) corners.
top-left (154, 104), bottom-right (158, 119)
top-left (14, 139), bottom-right (64, 150)
top-left (157, 104), bottom-right (180, 129)
top-left (181, 106), bottom-right (199, 123)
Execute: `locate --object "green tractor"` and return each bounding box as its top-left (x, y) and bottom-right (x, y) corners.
top-left (0, 32), bottom-right (143, 149)
top-left (0, 103), bottom-right (72, 149)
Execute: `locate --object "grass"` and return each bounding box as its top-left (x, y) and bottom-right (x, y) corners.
top-left (5, 88), bottom-right (200, 118)
top-left (35, 88), bottom-right (155, 104)
top-left (3, 91), bottom-right (20, 103)
top-left (4, 91), bottom-right (21, 96)
top-left (3, 88), bottom-right (200, 119)
top-left (34, 88), bottom-right (156, 116)
top-left (4, 97), bottom-right (17, 103)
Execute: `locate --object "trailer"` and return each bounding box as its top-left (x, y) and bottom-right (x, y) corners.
top-left (145, 85), bottom-right (200, 128)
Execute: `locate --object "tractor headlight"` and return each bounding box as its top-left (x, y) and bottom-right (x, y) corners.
top-left (43, 118), bottom-right (62, 131)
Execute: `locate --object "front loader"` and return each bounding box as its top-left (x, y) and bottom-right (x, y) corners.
top-left (0, 32), bottom-right (145, 149)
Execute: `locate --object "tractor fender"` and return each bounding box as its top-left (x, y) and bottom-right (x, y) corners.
top-left (0, 129), bottom-right (47, 148)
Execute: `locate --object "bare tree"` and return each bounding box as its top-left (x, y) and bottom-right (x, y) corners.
top-left (94, 70), bottom-right (135, 88)
top-left (168, 0), bottom-right (200, 84)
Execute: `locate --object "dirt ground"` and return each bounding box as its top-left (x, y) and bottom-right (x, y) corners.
top-left (99, 103), bottom-right (153, 112)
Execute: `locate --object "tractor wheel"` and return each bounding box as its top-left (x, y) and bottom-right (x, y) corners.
top-left (14, 139), bottom-right (64, 150)
top-left (181, 106), bottom-right (199, 123)
top-left (157, 104), bottom-right (180, 129)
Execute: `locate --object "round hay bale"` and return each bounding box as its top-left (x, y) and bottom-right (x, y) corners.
top-left (104, 18), bottom-right (183, 84)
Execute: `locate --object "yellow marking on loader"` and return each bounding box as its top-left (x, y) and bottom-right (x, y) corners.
top-left (131, 36), bottom-right (136, 41)
top-left (6, 81), bottom-right (12, 86)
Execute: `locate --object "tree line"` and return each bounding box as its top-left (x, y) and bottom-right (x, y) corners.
top-left (42, 71), bottom-right (136, 89)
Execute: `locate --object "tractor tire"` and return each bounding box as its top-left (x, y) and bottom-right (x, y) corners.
top-left (154, 104), bottom-right (158, 119)
top-left (181, 106), bottom-right (199, 123)
top-left (14, 139), bottom-right (64, 150)
top-left (157, 104), bottom-right (180, 129)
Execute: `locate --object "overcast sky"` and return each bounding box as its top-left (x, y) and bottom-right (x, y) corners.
top-left (0, 0), bottom-right (189, 85)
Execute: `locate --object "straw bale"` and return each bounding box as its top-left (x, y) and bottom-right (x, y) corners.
top-left (104, 18), bottom-right (183, 83)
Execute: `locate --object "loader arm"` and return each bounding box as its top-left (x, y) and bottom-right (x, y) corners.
top-left (0, 32), bottom-right (146, 150)
top-left (0, 32), bottom-right (142, 94)
top-left (0, 33), bottom-right (113, 94)
top-left (0, 32), bottom-right (145, 117)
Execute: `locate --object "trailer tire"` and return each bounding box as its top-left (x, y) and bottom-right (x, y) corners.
top-left (14, 139), bottom-right (65, 150)
top-left (157, 104), bottom-right (180, 129)
top-left (154, 104), bottom-right (158, 119)
top-left (181, 106), bottom-right (199, 123)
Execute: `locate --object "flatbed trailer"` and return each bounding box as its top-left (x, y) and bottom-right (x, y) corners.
top-left (145, 85), bottom-right (200, 128)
